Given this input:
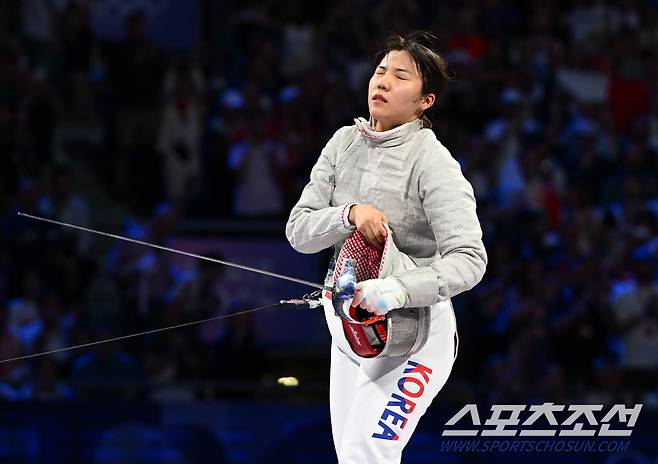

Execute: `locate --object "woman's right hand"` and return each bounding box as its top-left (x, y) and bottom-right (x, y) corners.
top-left (348, 204), bottom-right (388, 248)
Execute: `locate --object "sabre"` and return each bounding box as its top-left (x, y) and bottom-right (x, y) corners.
top-left (17, 212), bottom-right (324, 290)
top-left (3, 212), bottom-right (350, 364)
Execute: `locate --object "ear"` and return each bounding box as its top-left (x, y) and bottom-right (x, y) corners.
top-left (420, 93), bottom-right (436, 111)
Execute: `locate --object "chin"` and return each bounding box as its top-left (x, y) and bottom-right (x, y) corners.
top-left (369, 109), bottom-right (387, 121)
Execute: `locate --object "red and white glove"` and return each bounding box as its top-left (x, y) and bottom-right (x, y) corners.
top-left (353, 277), bottom-right (407, 316)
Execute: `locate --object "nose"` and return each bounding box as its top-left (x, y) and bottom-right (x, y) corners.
top-left (376, 74), bottom-right (390, 91)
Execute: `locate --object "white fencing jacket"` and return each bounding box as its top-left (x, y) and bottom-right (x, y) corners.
top-left (286, 117), bottom-right (487, 308)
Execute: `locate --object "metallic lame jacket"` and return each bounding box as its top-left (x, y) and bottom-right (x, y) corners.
top-left (286, 117), bottom-right (487, 308)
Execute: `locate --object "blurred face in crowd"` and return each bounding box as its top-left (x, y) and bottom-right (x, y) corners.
top-left (368, 50), bottom-right (435, 132)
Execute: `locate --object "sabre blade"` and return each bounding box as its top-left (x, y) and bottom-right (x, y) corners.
top-left (17, 212), bottom-right (323, 290)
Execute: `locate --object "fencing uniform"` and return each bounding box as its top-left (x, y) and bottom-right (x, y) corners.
top-left (286, 117), bottom-right (487, 463)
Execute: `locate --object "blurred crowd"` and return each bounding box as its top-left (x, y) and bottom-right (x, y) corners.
top-left (0, 0), bottom-right (657, 406)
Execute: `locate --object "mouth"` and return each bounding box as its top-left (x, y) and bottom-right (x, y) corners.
top-left (372, 94), bottom-right (388, 103)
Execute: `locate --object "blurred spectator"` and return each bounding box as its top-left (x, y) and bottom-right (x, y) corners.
top-left (20, 0), bottom-right (61, 70)
top-left (70, 336), bottom-right (143, 400)
top-left (107, 9), bottom-right (164, 202)
top-left (197, 87), bottom-right (247, 218)
top-left (30, 358), bottom-right (75, 400)
top-left (167, 251), bottom-right (234, 343)
top-left (228, 110), bottom-right (287, 218)
top-left (564, 0), bottom-right (620, 46)
top-left (104, 203), bottom-right (182, 326)
top-left (60, 2), bottom-right (97, 122)
top-left (448, 8), bottom-right (485, 64)
top-left (36, 290), bottom-right (77, 365)
top-left (37, 163), bottom-right (91, 255)
top-left (279, 2), bottom-right (315, 80)
top-left (6, 268), bottom-right (44, 352)
top-left (83, 267), bottom-right (122, 335)
top-left (18, 68), bottom-right (63, 175)
top-left (484, 87), bottom-right (540, 208)
top-left (585, 358), bottom-right (627, 406)
top-left (610, 254), bottom-right (658, 392)
top-left (550, 260), bottom-right (611, 383)
top-left (157, 61), bottom-right (204, 210)
top-left (0, 44), bottom-right (22, 181)
top-left (0, 306), bottom-right (22, 381)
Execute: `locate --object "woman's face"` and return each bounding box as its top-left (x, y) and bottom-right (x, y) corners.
top-left (367, 50), bottom-right (434, 131)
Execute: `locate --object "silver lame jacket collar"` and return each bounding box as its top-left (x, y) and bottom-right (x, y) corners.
top-left (353, 117), bottom-right (422, 148)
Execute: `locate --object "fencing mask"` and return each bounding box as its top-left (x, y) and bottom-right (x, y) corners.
top-left (322, 225), bottom-right (430, 358)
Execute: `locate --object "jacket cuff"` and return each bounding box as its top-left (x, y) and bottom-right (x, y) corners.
top-left (341, 202), bottom-right (358, 231)
top-left (394, 267), bottom-right (449, 307)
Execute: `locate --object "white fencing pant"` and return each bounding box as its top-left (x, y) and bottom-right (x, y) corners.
top-left (324, 298), bottom-right (458, 464)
